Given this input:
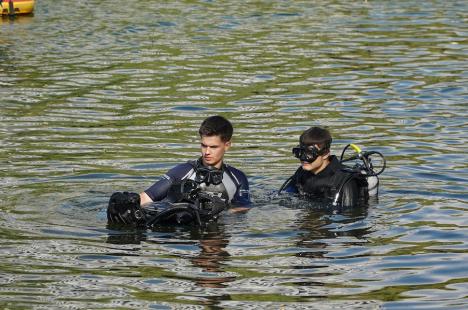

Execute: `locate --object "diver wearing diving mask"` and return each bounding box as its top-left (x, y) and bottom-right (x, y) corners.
top-left (140, 116), bottom-right (251, 212)
top-left (107, 116), bottom-right (250, 228)
top-left (280, 126), bottom-right (369, 207)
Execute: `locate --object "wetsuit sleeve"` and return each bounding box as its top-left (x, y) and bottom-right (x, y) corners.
top-left (230, 169), bottom-right (252, 207)
top-left (340, 178), bottom-right (359, 207)
top-left (144, 163), bottom-right (193, 202)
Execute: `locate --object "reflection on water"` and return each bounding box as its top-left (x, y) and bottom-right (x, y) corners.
top-left (1, 0), bottom-right (467, 308)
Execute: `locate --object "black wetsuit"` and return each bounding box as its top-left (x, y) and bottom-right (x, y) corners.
top-left (283, 156), bottom-right (367, 207)
top-left (145, 158), bottom-right (251, 208)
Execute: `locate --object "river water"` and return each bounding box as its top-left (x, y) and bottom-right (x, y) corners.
top-left (1, 0), bottom-right (467, 309)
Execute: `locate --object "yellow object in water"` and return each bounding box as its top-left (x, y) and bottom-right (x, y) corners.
top-left (349, 143), bottom-right (362, 154)
top-left (1, 0), bottom-right (35, 16)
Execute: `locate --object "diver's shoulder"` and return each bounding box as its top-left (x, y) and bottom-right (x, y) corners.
top-left (169, 161), bottom-right (194, 171)
top-left (166, 162), bottom-right (196, 177)
top-left (224, 163), bottom-right (248, 180)
top-left (225, 163), bottom-right (246, 174)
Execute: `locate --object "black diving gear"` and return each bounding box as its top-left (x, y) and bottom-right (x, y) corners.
top-left (339, 143), bottom-right (386, 177)
top-left (107, 179), bottom-right (229, 228)
top-left (280, 144), bottom-right (386, 207)
top-left (144, 158), bottom-right (250, 207)
top-left (145, 189), bottom-right (228, 227)
top-left (189, 159), bottom-right (230, 205)
top-left (166, 178), bottom-right (201, 204)
top-left (338, 143), bottom-right (386, 199)
top-left (284, 156), bottom-right (369, 207)
top-left (107, 192), bottom-right (147, 227)
top-left (194, 164), bottom-right (224, 185)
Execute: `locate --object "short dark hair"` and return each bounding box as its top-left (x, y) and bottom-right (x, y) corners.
top-left (300, 126), bottom-right (332, 151)
top-left (199, 115), bottom-right (233, 142)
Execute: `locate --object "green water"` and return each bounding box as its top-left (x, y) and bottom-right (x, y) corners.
top-left (1, 0), bottom-right (467, 309)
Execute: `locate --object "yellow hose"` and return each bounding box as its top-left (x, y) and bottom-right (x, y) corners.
top-left (349, 143), bottom-right (362, 154)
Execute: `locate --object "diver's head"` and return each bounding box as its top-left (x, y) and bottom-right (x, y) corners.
top-left (199, 116), bottom-right (233, 168)
top-left (293, 126), bottom-right (332, 174)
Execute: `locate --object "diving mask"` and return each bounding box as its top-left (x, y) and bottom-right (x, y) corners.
top-left (195, 165), bottom-right (224, 185)
top-left (292, 144), bottom-right (324, 163)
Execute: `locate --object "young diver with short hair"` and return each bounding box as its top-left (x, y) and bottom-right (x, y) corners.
top-left (139, 115), bottom-right (251, 212)
top-left (107, 115), bottom-right (251, 228)
top-left (280, 126), bottom-right (371, 207)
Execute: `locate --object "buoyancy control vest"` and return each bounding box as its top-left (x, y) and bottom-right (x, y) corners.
top-left (294, 156), bottom-right (369, 207)
top-left (279, 144), bottom-right (386, 207)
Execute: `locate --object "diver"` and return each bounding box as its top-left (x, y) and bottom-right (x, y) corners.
top-left (279, 126), bottom-right (385, 208)
top-left (107, 115), bottom-right (251, 228)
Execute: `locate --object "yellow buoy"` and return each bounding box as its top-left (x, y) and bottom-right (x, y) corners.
top-left (1, 0), bottom-right (35, 16)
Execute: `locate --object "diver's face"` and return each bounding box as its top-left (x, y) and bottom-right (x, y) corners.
top-left (200, 135), bottom-right (231, 168)
top-left (300, 145), bottom-right (330, 174)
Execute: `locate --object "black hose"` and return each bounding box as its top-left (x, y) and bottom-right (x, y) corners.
top-left (278, 176), bottom-right (294, 194)
top-left (146, 205), bottom-right (195, 226)
top-left (340, 144), bottom-right (386, 176)
top-left (332, 174), bottom-right (356, 206)
top-left (362, 151), bottom-right (386, 176)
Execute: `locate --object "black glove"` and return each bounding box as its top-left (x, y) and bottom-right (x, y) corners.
top-left (107, 192), bottom-right (146, 227)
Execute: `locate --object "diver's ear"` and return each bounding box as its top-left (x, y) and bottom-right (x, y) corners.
top-left (224, 140), bottom-right (231, 151)
top-left (322, 148), bottom-right (331, 159)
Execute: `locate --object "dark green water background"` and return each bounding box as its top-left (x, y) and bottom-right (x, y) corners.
top-left (1, 0), bottom-right (467, 309)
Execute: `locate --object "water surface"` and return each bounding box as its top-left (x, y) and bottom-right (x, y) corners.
top-left (1, 0), bottom-right (467, 309)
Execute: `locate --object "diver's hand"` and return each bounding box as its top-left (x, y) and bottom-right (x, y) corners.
top-left (139, 192), bottom-right (153, 205)
top-left (107, 191), bottom-right (146, 227)
top-left (108, 192), bottom-right (140, 214)
top-left (228, 206), bottom-right (250, 214)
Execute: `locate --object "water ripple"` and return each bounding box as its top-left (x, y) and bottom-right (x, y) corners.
top-left (1, 0), bottom-right (467, 308)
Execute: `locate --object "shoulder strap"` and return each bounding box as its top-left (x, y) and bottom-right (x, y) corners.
top-left (332, 169), bottom-right (368, 206)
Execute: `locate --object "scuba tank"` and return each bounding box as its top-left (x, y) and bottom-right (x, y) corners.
top-left (330, 143), bottom-right (386, 206)
top-left (339, 143), bottom-right (386, 198)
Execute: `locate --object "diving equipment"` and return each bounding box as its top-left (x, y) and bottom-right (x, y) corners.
top-left (280, 143), bottom-right (386, 207)
top-left (107, 192), bottom-right (147, 227)
top-left (339, 143), bottom-right (386, 197)
top-left (107, 179), bottom-right (229, 229)
top-left (192, 160), bottom-right (224, 185)
top-left (332, 143), bottom-right (386, 205)
top-left (292, 144), bottom-right (327, 163)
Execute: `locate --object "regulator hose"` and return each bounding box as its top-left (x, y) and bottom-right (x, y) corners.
top-left (340, 143), bottom-right (386, 176)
